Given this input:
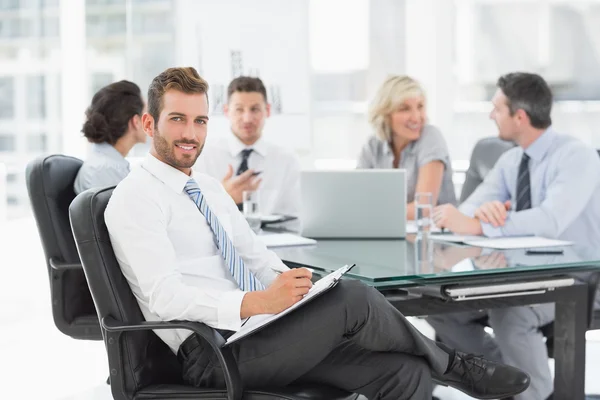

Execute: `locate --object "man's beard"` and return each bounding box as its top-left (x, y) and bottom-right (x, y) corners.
top-left (153, 127), bottom-right (203, 170)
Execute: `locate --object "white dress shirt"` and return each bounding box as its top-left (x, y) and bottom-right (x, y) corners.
top-left (104, 153), bottom-right (289, 353)
top-left (194, 133), bottom-right (302, 227)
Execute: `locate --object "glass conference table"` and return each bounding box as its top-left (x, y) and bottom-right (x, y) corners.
top-left (272, 235), bottom-right (600, 400)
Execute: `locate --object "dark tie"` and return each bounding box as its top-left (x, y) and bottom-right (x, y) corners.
top-left (236, 149), bottom-right (253, 175)
top-left (516, 153), bottom-right (531, 211)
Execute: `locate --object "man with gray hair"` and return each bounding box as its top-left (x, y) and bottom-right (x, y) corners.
top-left (430, 72), bottom-right (600, 400)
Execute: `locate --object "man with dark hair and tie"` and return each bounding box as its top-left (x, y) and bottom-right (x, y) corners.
top-left (194, 76), bottom-right (301, 229)
top-left (105, 66), bottom-right (531, 400)
top-left (430, 72), bottom-right (600, 400)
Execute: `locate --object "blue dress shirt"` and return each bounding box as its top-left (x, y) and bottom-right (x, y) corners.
top-left (459, 128), bottom-right (600, 248)
top-left (74, 143), bottom-right (131, 194)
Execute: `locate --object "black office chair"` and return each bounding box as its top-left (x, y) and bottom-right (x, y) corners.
top-left (459, 137), bottom-right (516, 203)
top-left (25, 155), bottom-right (102, 340)
top-left (69, 186), bottom-right (358, 400)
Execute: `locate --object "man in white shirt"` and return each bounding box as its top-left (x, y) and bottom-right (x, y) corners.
top-left (193, 76), bottom-right (301, 229)
top-left (104, 66), bottom-right (529, 400)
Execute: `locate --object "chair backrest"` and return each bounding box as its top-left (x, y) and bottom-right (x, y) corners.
top-left (69, 187), bottom-right (182, 397)
top-left (459, 137), bottom-right (516, 203)
top-left (25, 154), bottom-right (100, 339)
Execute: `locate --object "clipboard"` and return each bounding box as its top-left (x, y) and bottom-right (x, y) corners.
top-left (225, 264), bottom-right (356, 346)
top-left (260, 214), bottom-right (298, 227)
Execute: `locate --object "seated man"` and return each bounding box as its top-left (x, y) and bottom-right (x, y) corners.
top-left (431, 72), bottom-right (600, 400)
top-left (194, 76), bottom-right (301, 230)
top-left (105, 66), bottom-right (530, 400)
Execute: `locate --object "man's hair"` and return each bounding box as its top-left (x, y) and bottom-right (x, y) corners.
top-left (147, 67), bottom-right (209, 123)
top-left (496, 72), bottom-right (553, 129)
top-left (82, 80), bottom-right (144, 145)
top-left (227, 76), bottom-right (268, 102)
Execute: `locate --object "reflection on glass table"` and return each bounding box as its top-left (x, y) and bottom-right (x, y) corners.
top-left (273, 234), bottom-right (600, 287)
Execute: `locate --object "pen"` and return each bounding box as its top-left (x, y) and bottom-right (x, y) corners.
top-left (525, 249), bottom-right (564, 255)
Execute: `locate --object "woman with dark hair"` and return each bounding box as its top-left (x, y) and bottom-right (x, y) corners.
top-left (74, 80), bottom-right (146, 194)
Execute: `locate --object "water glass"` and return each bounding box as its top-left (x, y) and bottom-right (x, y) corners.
top-left (415, 235), bottom-right (434, 273)
top-left (415, 192), bottom-right (433, 237)
top-left (243, 190), bottom-right (262, 234)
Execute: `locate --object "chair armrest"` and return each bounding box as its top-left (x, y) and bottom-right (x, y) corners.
top-left (586, 271), bottom-right (600, 328)
top-left (49, 257), bottom-right (83, 270)
top-left (102, 316), bottom-right (242, 400)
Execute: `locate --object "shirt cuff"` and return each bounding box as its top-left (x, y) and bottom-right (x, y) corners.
top-left (217, 290), bottom-right (246, 331)
top-left (481, 223), bottom-right (504, 238)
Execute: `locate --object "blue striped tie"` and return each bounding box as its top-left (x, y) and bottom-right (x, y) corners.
top-left (184, 178), bottom-right (265, 292)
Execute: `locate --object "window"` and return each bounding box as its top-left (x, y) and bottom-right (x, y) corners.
top-left (42, 0), bottom-right (59, 7)
top-left (106, 14), bottom-right (126, 35)
top-left (91, 73), bottom-right (114, 96)
top-left (455, 1), bottom-right (600, 102)
top-left (26, 133), bottom-right (48, 152)
top-left (0, 78), bottom-right (14, 119)
top-left (27, 75), bottom-right (46, 119)
top-left (42, 17), bottom-right (59, 37)
top-left (0, 0), bottom-right (19, 11)
top-left (0, 136), bottom-right (16, 152)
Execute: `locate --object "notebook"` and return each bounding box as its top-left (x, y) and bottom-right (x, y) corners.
top-left (225, 264), bottom-right (356, 346)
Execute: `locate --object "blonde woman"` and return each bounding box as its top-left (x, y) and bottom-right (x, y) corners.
top-left (357, 75), bottom-right (456, 219)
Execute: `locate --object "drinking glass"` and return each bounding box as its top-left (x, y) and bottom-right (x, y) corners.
top-left (415, 235), bottom-right (434, 273)
top-left (415, 192), bottom-right (433, 237)
top-left (243, 190), bottom-right (262, 234)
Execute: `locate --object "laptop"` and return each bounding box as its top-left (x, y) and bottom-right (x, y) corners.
top-left (301, 170), bottom-right (407, 239)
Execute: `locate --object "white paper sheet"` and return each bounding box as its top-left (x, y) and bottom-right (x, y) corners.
top-left (258, 233), bottom-right (316, 248)
top-left (463, 236), bottom-right (573, 249)
top-left (429, 234), bottom-right (485, 243)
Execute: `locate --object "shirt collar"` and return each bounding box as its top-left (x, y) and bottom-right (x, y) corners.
top-left (523, 127), bottom-right (555, 162)
top-left (225, 132), bottom-right (268, 157)
top-left (91, 143), bottom-right (128, 164)
top-left (141, 153), bottom-right (195, 194)
top-left (381, 138), bottom-right (417, 156)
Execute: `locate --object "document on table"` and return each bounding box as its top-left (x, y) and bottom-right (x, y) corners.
top-left (258, 233), bottom-right (317, 248)
top-left (463, 237), bottom-right (572, 249)
top-left (429, 234), bottom-right (484, 243)
top-left (429, 234), bottom-right (572, 249)
top-left (225, 264), bottom-right (356, 346)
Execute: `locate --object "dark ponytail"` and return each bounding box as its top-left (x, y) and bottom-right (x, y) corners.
top-left (82, 80), bottom-right (144, 145)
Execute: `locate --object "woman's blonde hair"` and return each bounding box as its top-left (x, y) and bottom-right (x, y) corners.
top-left (368, 75), bottom-right (426, 142)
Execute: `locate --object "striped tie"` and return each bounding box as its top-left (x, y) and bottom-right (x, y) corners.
top-left (516, 153), bottom-right (531, 211)
top-left (184, 178), bottom-right (265, 292)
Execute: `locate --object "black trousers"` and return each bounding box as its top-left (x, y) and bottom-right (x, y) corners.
top-left (180, 280), bottom-right (450, 400)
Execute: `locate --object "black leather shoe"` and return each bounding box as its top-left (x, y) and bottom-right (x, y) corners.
top-left (434, 352), bottom-right (530, 399)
